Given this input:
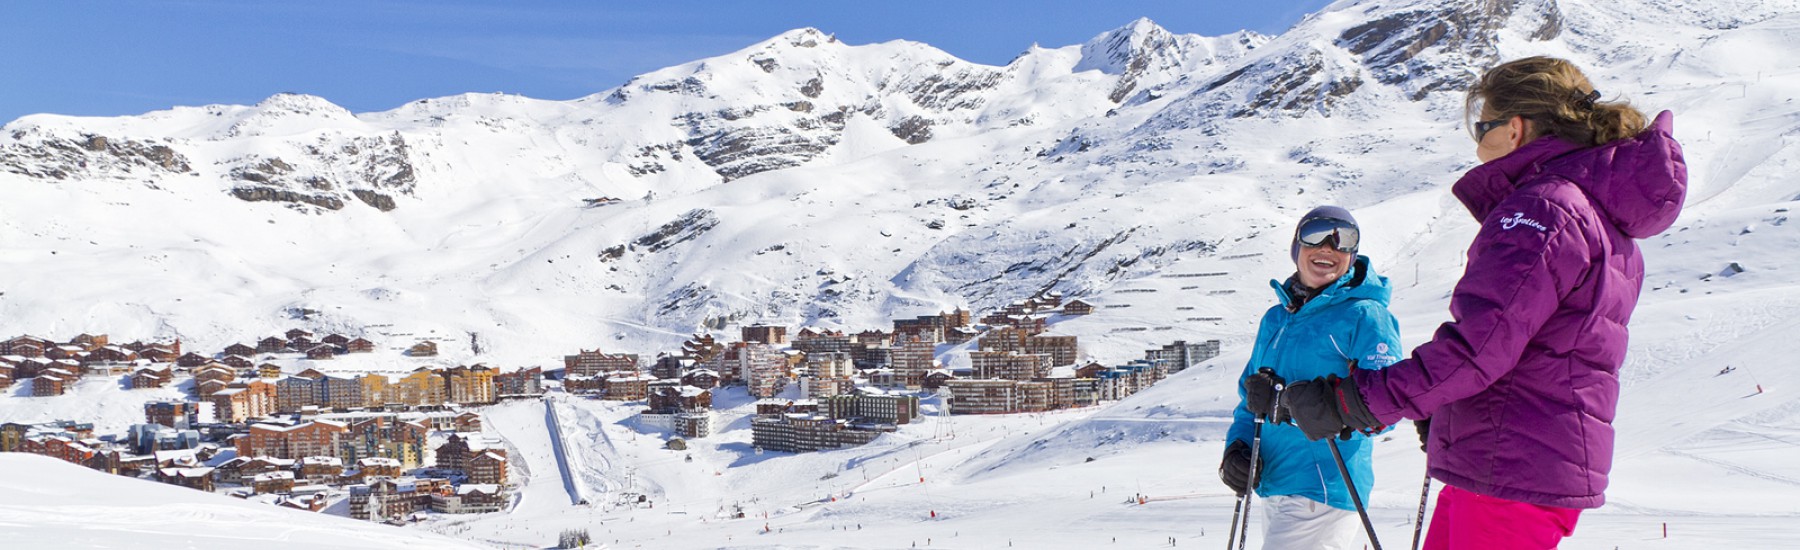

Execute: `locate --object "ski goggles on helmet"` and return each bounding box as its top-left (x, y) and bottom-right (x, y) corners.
top-left (1295, 216), bottom-right (1359, 253)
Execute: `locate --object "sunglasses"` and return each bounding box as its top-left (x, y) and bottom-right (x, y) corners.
top-left (1296, 216), bottom-right (1359, 253)
top-left (1471, 117), bottom-right (1509, 142)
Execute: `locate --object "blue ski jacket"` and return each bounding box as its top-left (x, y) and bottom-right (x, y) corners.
top-left (1225, 255), bottom-right (1403, 511)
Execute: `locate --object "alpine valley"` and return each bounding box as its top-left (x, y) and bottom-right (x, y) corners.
top-left (4, 0), bottom-right (1800, 548)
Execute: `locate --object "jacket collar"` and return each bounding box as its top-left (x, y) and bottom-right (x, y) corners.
top-left (1451, 136), bottom-right (1585, 220)
top-left (1269, 255), bottom-right (1388, 313)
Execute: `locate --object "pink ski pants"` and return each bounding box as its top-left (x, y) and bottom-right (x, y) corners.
top-left (1423, 484), bottom-right (1583, 550)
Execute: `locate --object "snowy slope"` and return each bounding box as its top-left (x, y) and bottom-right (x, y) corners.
top-left (3, 0), bottom-right (1800, 547)
top-left (0, 453), bottom-right (491, 549)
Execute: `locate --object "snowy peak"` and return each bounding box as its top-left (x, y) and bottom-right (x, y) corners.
top-left (766, 27), bottom-right (838, 49)
top-left (251, 93), bottom-right (355, 119)
top-left (1076, 18), bottom-right (1263, 103)
top-left (1075, 18), bottom-right (1182, 75)
top-left (223, 93), bottom-right (362, 138)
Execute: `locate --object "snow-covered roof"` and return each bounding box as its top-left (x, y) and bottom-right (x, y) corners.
top-left (252, 471), bottom-right (295, 482)
top-left (457, 483), bottom-right (499, 495)
top-left (301, 456), bottom-right (342, 466)
top-left (161, 466), bottom-right (214, 478)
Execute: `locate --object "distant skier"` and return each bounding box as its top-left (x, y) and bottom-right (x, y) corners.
top-left (1224, 206), bottom-right (1403, 549)
top-left (1278, 56), bottom-right (1687, 549)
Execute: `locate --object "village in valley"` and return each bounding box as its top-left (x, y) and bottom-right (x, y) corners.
top-left (0, 291), bottom-right (1218, 526)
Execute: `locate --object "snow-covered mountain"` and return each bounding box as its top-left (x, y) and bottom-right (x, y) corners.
top-left (5, 0), bottom-right (1794, 368)
top-left (6, 0), bottom-right (1800, 547)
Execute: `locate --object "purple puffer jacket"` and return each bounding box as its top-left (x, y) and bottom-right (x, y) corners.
top-left (1355, 111), bottom-right (1687, 509)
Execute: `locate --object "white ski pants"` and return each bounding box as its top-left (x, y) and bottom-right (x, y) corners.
top-left (1260, 494), bottom-right (1360, 550)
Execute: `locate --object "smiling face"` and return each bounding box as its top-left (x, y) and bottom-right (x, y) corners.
top-left (1296, 241), bottom-right (1353, 289)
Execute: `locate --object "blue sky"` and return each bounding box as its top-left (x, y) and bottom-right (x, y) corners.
top-left (0, 0), bottom-right (1334, 123)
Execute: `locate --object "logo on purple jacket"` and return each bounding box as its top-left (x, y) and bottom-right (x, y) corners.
top-left (1500, 212), bottom-right (1549, 232)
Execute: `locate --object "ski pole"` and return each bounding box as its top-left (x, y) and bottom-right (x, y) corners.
top-left (1224, 469), bottom-right (1246, 550)
top-left (1235, 384), bottom-right (1281, 550)
top-left (1411, 473), bottom-right (1431, 550)
top-left (1327, 437), bottom-right (1383, 550)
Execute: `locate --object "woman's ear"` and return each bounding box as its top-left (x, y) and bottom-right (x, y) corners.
top-left (1509, 115), bottom-right (1535, 149)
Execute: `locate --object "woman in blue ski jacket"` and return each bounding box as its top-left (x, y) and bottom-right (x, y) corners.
top-left (1220, 206), bottom-right (1403, 549)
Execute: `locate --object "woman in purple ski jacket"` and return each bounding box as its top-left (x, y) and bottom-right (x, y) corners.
top-left (1278, 56), bottom-right (1687, 549)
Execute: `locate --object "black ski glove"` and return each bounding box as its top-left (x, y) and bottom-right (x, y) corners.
top-left (1414, 417), bottom-right (1431, 453)
top-left (1281, 374), bottom-right (1385, 442)
top-left (1242, 368), bottom-right (1286, 422)
top-left (1218, 440), bottom-right (1261, 496)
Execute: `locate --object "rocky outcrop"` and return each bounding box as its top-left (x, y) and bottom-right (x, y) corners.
top-left (631, 209), bottom-right (719, 253)
top-left (889, 116), bottom-right (934, 144)
top-left (0, 128), bottom-right (193, 181)
top-left (224, 132), bottom-right (417, 211)
top-left (684, 122), bottom-right (841, 182)
top-left (352, 190), bottom-right (397, 211)
top-left (229, 186), bottom-right (345, 211)
top-left (1337, 0), bottom-right (1563, 99)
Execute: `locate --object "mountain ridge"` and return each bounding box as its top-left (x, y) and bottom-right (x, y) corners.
top-left (1, 0), bottom-right (1796, 370)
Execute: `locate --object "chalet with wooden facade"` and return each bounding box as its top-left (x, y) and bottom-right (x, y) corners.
top-left (355, 457), bottom-right (404, 481)
top-left (257, 336), bottom-right (289, 354)
top-left (562, 348), bottom-right (639, 377)
top-left (235, 420), bottom-right (349, 461)
top-left (345, 337), bottom-right (376, 353)
top-left (1, 335), bottom-right (52, 357)
top-left (144, 401), bottom-right (198, 429)
top-left (251, 470), bottom-right (297, 494)
top-left (210, 380), bottom-right (278, 423)
top-left (453, 412), bottom-right (482, 433)
top-left (680, 368), bottom-right (720, 389)
top-left (349, 477), bottom-right (452, 522)
top-left (601, 373), bottom-right (655, 401)
top-left (222, 355), bottom-right (255, 369)
top-left (129, 367), bottom-right (173, 389)
top-left (305, 344), bottom-right (337, 360)
top-left (33, 368), bottom-right (77, 396)
top-left (467, 451), bottom-right (508, 485)
top-left (86, 345), bottom-right (138, 364)
top-left (647, 385), bottom-right (713, 414)
top-left (193, 363), bottom-right (236, 397)
top-left (299, 456), bottom-right (345, 484)
top-left (432, 484), bottom-right (506, 514)
top-left (407, 341), bottom-right (438, 357)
